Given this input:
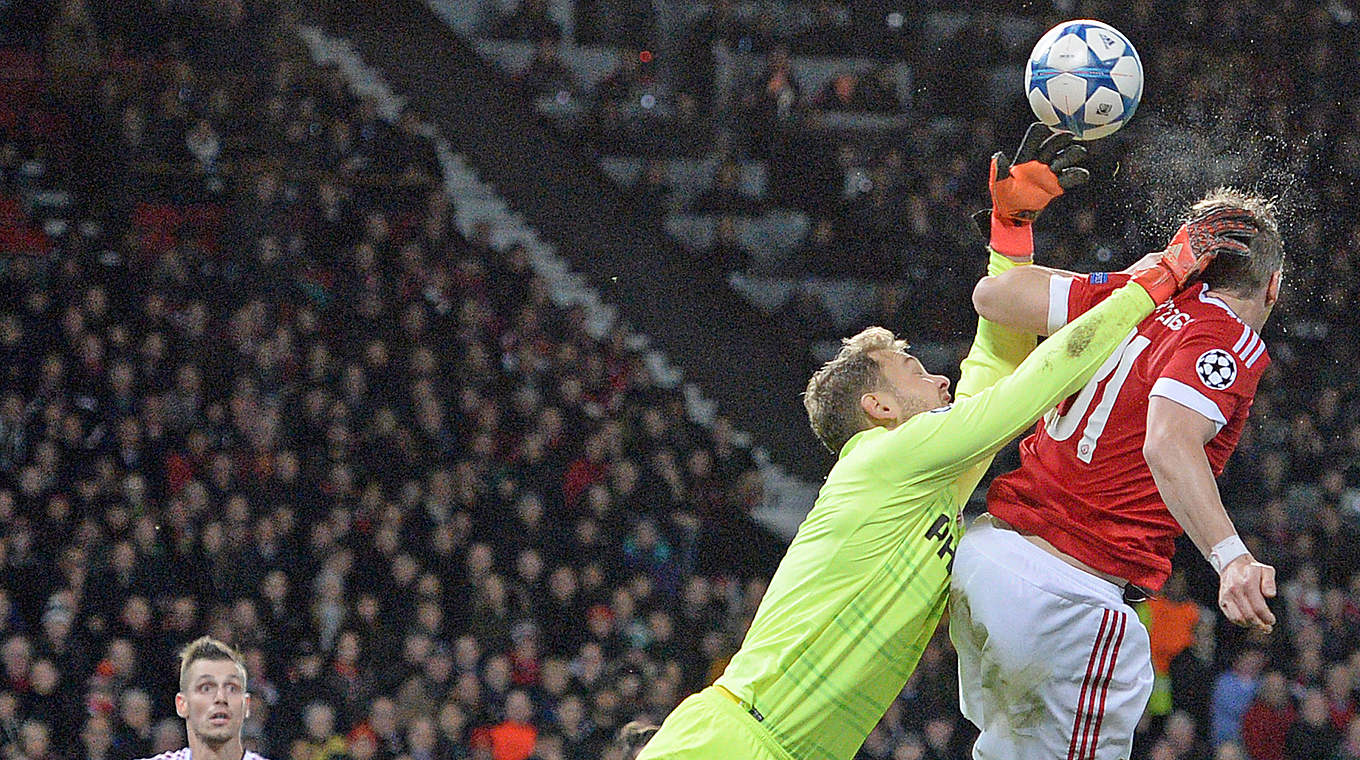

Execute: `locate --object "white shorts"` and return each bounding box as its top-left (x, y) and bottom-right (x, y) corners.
top-left (949, 516), bottom-right (1153, 760)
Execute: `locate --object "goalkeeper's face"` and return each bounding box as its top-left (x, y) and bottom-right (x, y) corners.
top-left (176, 660), bottom-right (250, 746)
top-left (865, 349), bottom-right (952, 425)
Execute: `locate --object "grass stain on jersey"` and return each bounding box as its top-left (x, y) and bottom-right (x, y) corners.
top-left (1064, 321), bottom-right (1097, 357)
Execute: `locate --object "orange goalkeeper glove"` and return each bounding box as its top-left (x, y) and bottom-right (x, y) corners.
top-left (1131, 206), bottom-right (1257, 304)
top-left (983, 122), bottom-right (1090, 258)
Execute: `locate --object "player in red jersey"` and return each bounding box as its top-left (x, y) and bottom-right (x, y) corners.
top-left (949, 181), bottom-right (1284, 760)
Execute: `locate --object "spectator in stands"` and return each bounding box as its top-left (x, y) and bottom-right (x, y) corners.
top-left (788, 216), bottom-right (850, 278)
top-left (488, 689), bottom-right (537, 760)
top-left (1241, 671), bottom-right (1294, 760)
top-left (687, 163), bottom-right (760, 217)
top-left (17, 719), bottom-right (59, 760)
top-left (1286, 690), bottom-right (1342, 760)
top-left (115, 688), bottom-right (156, 757)
top-left (1337, 718), bottom-right (1360, 760)
top-left (391, 109), bottom-right (441, 182)
top-left (1148, 573), bottom-right (1201, 714)
top-left (774, 284), bottom-right (837, 343)
top-left (1212, 649), bottom-right (1266, 748)
top-left (45, 0), bottom-right (103, 109)
top-left (791, 0), bottom-right (853, 55)
top-left (694, 216), bottom-right (747, 273)
top-left (742, 45), bottom-right (801, 137)
top-left (23, 658), bottom-right (73, 739)
top-left (406, 714), bottom-right (451, 760)
top-left (1143, 711), bottom-right (1209, 760)
top-left (516, 35), bottom-right (578, 101)
top-left (627, 160), bottom-right (670, 214)
top-left (811, 72), bottom-right (865, 112)
top-left (184, 118), bottom-right (222, 173)
top-left (1327, 663), bottom-right (1357, 731)
top-left (368, 696), bottom-right (406, 758)
top-left (491, 0), bottom-right (562, 42)
top-left (858, 67), bottom-right (903, 114)
top-left (82, 714), bottom-right (117, 760)
top-left (671, 0), bottom-right (743, 111)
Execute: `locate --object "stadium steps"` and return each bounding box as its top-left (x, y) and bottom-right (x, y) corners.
top-left (296, 18), bottom-right (822, 537)
top-left (663, 212), bottom-right (810, 270)
top-left (727, 273), bottom-right (879, 333)
top-left (429, 0), bottom-right (576, 40)
top-left (474, 39), bottom-right (620, 91)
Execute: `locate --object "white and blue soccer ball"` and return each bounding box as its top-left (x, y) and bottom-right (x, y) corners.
top-left (1025, 20), bottom-right (1143, 140)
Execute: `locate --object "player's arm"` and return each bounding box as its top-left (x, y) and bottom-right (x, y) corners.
top-left (972, 263), bottom-right (1078, 337)
top-left (892, 281), bottom-right (1155, 481)
top-left (949, 124), bottom-right (1089, 496)
top-left (956, 122), bottom-right (1089, 398)
top-left (950, 252), bottom-right (1040, 499)
top-left (1145, 397), bottom-right (1277, 633)
top-left (973, 249), bottom-right (1167, 336)
top-left (954, 250), bottom-right (1038, 400)
top-left (885, 207), bottom-right (1259, 483)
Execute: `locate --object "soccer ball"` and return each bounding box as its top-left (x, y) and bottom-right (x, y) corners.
top-left (1025, 20), bottom-right (1143, 140)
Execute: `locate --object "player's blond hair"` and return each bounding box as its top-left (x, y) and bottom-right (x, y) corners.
top-left (1192, 188), bottom-right (1285, 296)
top-left (177, 636), bottom-right (247, 693)
top-left (803, 326), bottom-right (904, 454)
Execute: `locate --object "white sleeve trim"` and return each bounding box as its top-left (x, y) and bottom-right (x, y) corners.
top-left (1047, 275), bottom-right (1073, 334)
top-left (1149, 377), bottom-right (1228, 432)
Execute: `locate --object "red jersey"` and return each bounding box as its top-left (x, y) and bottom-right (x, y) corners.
top-left (988, 274), bottom-right (1269, 590)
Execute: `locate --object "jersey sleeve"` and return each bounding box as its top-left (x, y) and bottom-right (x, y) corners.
top-left (1047, 272), bottom-right (1132, 333)
top-left (950, 250), bottom-right (1040, 499)
top-left (955, 250), bottom-right (1039, 401)
top-left (872, 282), bottom-right (1156, 484)
top-left (1148, 323), bottom-right (1268, 433)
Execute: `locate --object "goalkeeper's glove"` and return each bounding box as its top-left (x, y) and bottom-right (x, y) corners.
top-left (1131, 206), bottom-right (1257, 304)
top-left (978, 122), bottom-right (1090, 259)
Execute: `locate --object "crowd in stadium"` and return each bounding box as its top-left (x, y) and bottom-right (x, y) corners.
top-left (496, 0), bottom-right (1360, 352)
top-left (0, 0), bottom-right (1358, 759)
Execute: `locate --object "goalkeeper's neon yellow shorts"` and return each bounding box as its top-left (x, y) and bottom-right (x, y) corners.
top-left (636, 687), bottom-right (796, 760)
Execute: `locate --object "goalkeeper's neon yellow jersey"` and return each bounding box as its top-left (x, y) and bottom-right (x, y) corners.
top-left (714, 253), bottom-right (1157, 760)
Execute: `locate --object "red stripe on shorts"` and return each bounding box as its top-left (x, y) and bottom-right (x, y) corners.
top-left (1084, 613), bottom-right (1128, 759)
top-left (1076, 613), bottom-right (1122, 760)
top-left (1067, 609), bottom-right (1113, 760)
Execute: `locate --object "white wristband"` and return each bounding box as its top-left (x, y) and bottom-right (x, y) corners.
top-left (1209, 535), bottom-right (1249, 574)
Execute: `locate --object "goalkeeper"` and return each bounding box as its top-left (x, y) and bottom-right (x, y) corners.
top-left (637, 124), bottom-right (1262, 760)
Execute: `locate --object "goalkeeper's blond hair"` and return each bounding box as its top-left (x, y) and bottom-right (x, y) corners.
top-left (803, 327), bottom-right (906, 454)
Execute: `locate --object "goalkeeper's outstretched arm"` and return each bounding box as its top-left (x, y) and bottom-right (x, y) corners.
top-left (879, 206), bottom-right (1260, 484)
top-left (954, 122), bottom-right (1092, 397)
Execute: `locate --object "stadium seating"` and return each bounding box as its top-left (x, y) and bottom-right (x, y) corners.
top-left (2, 2), bottom-right (1359, 760)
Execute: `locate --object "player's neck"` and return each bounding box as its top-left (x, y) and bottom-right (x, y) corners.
top-left (187, 734), bottom-right (245, 760)
top-left (1206, 289), bottom-right (1267, 333)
